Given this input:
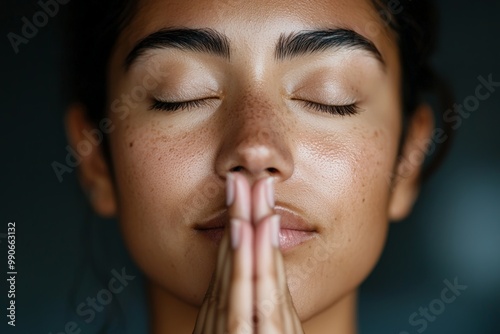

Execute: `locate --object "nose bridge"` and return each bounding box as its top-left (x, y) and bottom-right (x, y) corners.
top-left (215, 89), bottom-right (294, 182)
top-left (233, 91), bottom-right (283, 148)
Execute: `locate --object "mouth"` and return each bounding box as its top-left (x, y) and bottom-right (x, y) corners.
top-left (194, 206), bottom-right (317, 251)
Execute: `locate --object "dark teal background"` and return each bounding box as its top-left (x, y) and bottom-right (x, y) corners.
top-left (1, 0), bottom-right (499, 333)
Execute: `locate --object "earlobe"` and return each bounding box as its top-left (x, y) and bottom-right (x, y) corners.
top-left (388, 104), bottom-right (435, 222)
top-left (65, 103), bottom-right (117, 218)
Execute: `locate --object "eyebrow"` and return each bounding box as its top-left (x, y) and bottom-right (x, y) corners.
top-left (124, 28), bottom-right (230, 70)
top-left (275, 29), bottom-right (384, 66)
top-left (124, 27), bottom-right (384, 71)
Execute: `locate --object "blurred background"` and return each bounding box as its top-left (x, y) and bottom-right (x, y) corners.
top-left (1, 0), bottom-right (499, 333)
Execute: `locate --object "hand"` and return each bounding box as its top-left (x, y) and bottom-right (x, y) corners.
top-left (193, 173), bottom-right (304, 334)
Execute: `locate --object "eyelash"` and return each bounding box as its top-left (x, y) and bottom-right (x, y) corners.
top-left (149, 99), bottom-right (211, 112)
top-left (150, 98), bottom-right (360, 116)
top-left (301, 101), bottom-right (359, 116)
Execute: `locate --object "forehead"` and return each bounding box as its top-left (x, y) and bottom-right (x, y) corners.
top-left (131, 0), bottom-right (377, 26)
top-left (117, 0), bottom-right (395, 52)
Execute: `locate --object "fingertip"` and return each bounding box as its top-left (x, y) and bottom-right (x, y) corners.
top-left (231, 173), bottom-right (251, 221)
top-left (226, 172), bottom-right (235, 207)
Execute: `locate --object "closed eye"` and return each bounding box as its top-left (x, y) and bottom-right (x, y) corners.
top-left (149, 98), bottom-right (217, 112)
top-left (300, 100), bottom-right (360, 116)
top-left (150, 97), bottom-right (359, 116)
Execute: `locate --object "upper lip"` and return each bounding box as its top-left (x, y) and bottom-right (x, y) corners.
top-left (194, 205), bottom-right (316, 232)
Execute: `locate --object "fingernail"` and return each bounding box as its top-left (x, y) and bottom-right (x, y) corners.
top-left (231, 218), bottom-right (241, 248)
top-left (226, 172), bottom-right (235, 207)
top-left (270, 215), bottom-right (280, 248)
top-left (266, 177), bottom-right (275, 208)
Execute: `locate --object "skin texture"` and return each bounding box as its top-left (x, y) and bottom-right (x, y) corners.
top-left (65, 0), bottom-right (435, 332)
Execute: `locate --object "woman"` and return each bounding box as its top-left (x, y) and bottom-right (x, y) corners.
top-left (64, 0), bottom-right (453, 332)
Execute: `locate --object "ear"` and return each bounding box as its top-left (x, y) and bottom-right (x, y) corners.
top-left (388, 104), bottom-right (435, 221)
top-left (65, 103), bottom-right (117, 217)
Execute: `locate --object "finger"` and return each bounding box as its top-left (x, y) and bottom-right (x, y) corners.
top-left (209, 231), bottom-right (230, 304)
top-left (214, 231), bottom-right (230, 291)
top-left (194, 172), bottom-right (252, 333)
top-left (228, 172), bottom-right (251, 222)
top-left (205, 172), bottom-right (247, 332)
top-left (215, 221), bottom-right (238, 332)
top-left (252, 176), bottom-right (275, 225)
top-left (193, 229), bottom-right (230, 333)
top-left (227, 218), bottom-right (254, 334)
top-left (193, 275), bottom-right (213, 334)
top-left (274, 241), bottom-right (301, 333)
top-left (193, 223), bottom-right (232, 333)
top-left (273, 246), bottom-right (292, 333)
top-left (215, 237), bottom-right (233, 333)
top-left (292, 306), bottom-right (303, 334)
top-left (255, 214), bottom-right (283, 333)
top-left (210, 173), bottom-right (251, 333)
top-left (225, 172), bottom-right (253, 333)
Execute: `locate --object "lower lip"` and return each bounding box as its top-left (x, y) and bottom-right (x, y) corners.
top-left (197, 228), bottom-right (315, 251)
top-left (279, 228), bottom-right (316, 250)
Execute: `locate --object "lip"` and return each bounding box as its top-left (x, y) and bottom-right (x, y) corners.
top-left (194, 206), bottom-right (317, 251)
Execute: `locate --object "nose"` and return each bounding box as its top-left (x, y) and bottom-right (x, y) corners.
top-left (215, 92), bottom-right (294, 184)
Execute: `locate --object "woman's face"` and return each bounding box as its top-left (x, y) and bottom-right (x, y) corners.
top-left (91, 0), bottom-right (423, 321)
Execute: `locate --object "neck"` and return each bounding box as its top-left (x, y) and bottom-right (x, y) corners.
top-left (148, 281), bottom-right (357, 334)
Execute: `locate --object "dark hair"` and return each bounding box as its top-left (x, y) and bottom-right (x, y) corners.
top-left (370, 0), bottom-right (455, 180)
top-left (64, 0), bottom-right (136, 120)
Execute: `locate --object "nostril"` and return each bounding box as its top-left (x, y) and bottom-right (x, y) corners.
top-left (231, 166), bottom-right (244, 172)
top-left (267, 167), bottom-right (278, 174)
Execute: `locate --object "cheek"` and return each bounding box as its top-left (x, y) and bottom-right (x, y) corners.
top-left (107, 116), bottom-right (221, 303)
top-left (288, 124), bottom-right (397, 319)
top-left (299, 124), bottom-right (395, 225)
top-left (339, 127), bottom-right (394, 274)
top-left (112, 118), bottom-right (216, 221)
